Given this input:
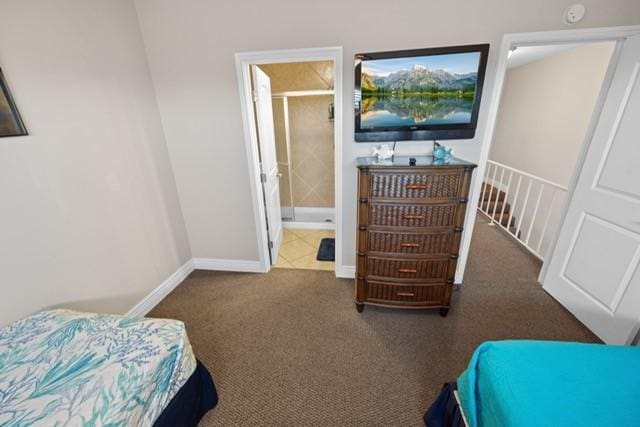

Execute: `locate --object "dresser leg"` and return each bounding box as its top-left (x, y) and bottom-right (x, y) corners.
top-left (439, 307), bottom-right (450, 317)
top-left (355, 302), bottom-right (364, 313)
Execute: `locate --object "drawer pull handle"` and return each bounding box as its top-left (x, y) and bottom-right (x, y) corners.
top-left (400, 242), bottom-right (420, 248)
top-left (398, 268), bottom-right (417, 273)
top-left (403, 214), bottom-right (424, 220)
top-left (406, 183), bottom-right (426, 190)
top-left (397, 292), bottom-right (415, 297)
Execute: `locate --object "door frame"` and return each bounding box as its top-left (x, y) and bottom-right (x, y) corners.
top-left (235, 47), bottom-right (344, 274)
top-left (459, 25), bottom-right (640, 285)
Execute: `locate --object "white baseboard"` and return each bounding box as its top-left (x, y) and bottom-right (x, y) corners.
top-left (193, 257), bottom-right (266, 273)
top-left (129, 255), bottom-right (350, 318)
top-left (127, 259), bottom-right (195, 317)
top-left (336, 265), bottom-right (356, 279)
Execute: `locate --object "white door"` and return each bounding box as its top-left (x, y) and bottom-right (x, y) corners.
top-left (251, 65), bottom-right (283, 265)
top-left (543, 35), bottom-right (640, 344)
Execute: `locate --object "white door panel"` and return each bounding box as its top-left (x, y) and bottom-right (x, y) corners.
top-left (251, 65), bottom-right (283, 264)
top-left (544, 35), bottom-right (640, 344)
top-left (595, 63), bottom-right (640, 200)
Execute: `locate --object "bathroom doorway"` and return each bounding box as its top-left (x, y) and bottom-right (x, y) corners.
top-left (235, 47), bottom-right (344, 275)
top-left (260, 61), bottom-right (336, 270)
top-left (261, 61), bottom-right (336, 230)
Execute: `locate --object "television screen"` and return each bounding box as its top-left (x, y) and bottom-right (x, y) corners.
top-left (355, 44), bottom-right (489, 142)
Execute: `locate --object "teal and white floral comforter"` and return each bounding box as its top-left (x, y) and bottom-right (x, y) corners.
top-left (0, 309), bottom-right (197, 426)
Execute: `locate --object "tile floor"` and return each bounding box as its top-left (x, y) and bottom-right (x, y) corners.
top-left (274, 228), bottom-right (335, 271)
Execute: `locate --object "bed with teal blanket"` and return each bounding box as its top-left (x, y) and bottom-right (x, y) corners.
top-left (425, 340), bottom-right (640, 427)
top-left (0, 309), bottom-right (217, 426)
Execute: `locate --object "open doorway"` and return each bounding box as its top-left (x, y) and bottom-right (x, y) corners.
top-left (475, 40), bottom-right (616, 275)
top-left (256, 61), bottom-right (336, 271)
top-left (235, 47), bottom-right (343, 275)
top-left (467, 25), bottom-right (640, 344)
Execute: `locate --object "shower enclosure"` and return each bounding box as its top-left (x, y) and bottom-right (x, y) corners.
top-left (271, 89), bottom-right (335, 229)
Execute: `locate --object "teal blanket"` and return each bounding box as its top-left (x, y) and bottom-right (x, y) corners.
top-left (457, 340), bottom-right (640, 427)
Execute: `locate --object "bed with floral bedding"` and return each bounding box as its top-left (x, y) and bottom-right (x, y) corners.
top-left (0, 309), bottom-right (217, 427)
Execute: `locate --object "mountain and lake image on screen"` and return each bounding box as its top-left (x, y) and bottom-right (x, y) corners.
top-left (360, 52), bottom-right (481, 129)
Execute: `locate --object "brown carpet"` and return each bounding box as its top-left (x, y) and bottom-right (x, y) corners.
top-left (150, 217), bottom-right (599, 426)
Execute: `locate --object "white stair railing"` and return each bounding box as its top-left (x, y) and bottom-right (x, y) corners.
top-left (478, 160), bottom-right (569, 261)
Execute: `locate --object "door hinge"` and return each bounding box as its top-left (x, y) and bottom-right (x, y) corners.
top-left (260, 173), bottom-right (267, 183)
top-left (252, 90), bottom-right (259, 102)
top-left (268, 241), bottom-right (274, 249)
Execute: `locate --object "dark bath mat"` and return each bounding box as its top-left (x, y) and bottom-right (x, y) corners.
top-left (316, 238), bottom-right (335, 261)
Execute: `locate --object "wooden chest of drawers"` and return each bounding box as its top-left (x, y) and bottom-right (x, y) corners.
top-left (355, 156), bottom-right (476, 316)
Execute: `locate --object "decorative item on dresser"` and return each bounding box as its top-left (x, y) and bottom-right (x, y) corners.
top-left (355, 155), bottom-right (477, 316)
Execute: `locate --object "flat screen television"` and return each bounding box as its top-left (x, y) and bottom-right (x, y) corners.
top-left (354, 44), bottom-right (489, 142)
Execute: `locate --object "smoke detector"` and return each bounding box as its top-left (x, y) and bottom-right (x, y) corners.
top-left (563, 4), bottom-right (586, 25)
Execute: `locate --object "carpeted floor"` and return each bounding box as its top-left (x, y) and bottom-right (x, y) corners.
top-left (150, 217), bottom-right (599, 426)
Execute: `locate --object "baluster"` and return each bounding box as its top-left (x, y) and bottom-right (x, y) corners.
top-left (498, 171), bottom-right (514, 228)
top-left (488, 165), bottom-right (499, 224)
top-left (480, 163), bottom-right (491, 214)
top-left (515, 178), bottom-right (533, 241)
top-left (536, 188), bottom-right (558, 254)
top-left (478, 162), bottom-right (569, 261)
top-left (508, 175), bottom-right (523, 237)
top-left (525, 183), bottom-right (545, 246)
top-left (492, 168), bottom-right (506, 222)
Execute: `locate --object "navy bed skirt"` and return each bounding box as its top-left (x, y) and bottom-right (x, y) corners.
top-left (154, 359), bottom-right (218, 427)
top-left (424, 382), bottom-right (465, 427)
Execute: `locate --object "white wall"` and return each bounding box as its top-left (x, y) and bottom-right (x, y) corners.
top-left (0, 3), bottom-right (637, 326)
top-left (134, 0), bottom-right (640, 279)
top-left (490, 42), bottom-right (615, 186)
top-left (0, 0), bottom-right (190, 326)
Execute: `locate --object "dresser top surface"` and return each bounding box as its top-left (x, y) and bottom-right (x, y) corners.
top-left (356, 155), bottom-right (476, 169)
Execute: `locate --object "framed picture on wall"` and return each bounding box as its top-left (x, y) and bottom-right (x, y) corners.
top-left (0, 68), bottom-right (27, 137)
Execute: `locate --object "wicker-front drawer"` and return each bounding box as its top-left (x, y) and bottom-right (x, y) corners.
top-left (368, 230), bottom-right (452, 255)
top-left (365, 280), bottom-right (446, 305)
top-left (366, 256), bottom-right (449, 281)
top-left (370, 171), bottom-right (462, 200)
top-left (369, 203), bottom-right (458, 228)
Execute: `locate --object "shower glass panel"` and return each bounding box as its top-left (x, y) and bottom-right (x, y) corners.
top-left (272, 97), bottom-right (295, 220)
